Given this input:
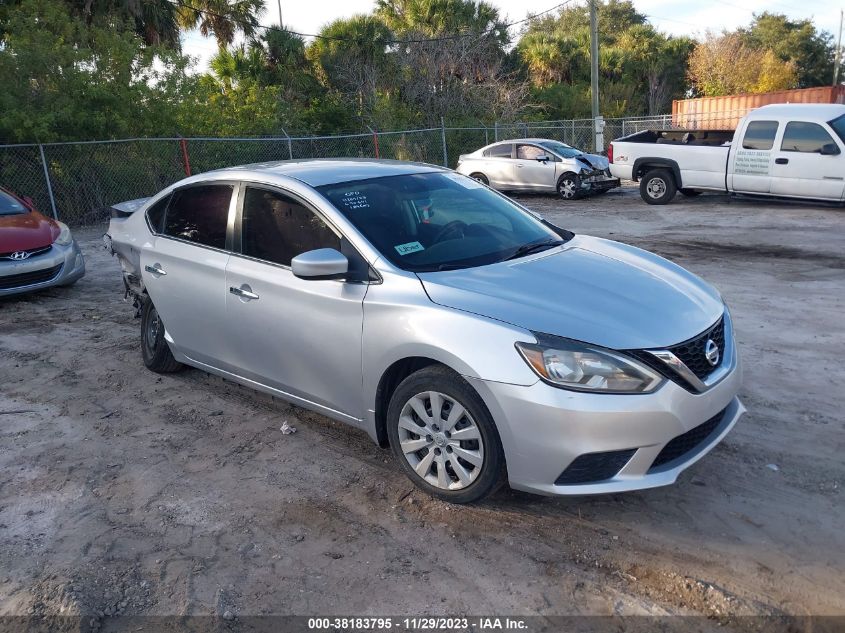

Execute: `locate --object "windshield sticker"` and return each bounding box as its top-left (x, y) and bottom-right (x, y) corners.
top-left (443, 173), bottom-right (484, 189)
top-left (395, 241), bottom-right (424, 256)
top-left (340, 191), bottom-right (370, 210)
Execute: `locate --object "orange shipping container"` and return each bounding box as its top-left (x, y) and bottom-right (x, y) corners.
top-left (672, 86), bottom-right (845, 130)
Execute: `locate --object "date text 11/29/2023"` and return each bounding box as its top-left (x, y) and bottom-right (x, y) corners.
top-left (307, 617), bottom-right (529, 630)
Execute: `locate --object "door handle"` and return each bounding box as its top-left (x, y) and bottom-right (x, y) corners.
top-left (230, 285), bottom-right (259, 301)
top-left (517, 164), bottom-right (524, 168)
top-left (144, 264), bottom-right (166, 276)
top-left (775, 158), bottom-right (789, 165)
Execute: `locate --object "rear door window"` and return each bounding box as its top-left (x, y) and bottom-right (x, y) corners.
top-left (742, 121), bottom-right (778, 150)
top-left (163, 185), bottom-right (233, 249)
top-left (483, 144), bottom-right (513, 158)
top-left (145, 194), bottom-right (171, 233)
top-left (780, 122), bottom-right (837, 153)
top-left (239, 186), bottom-right (340, 267)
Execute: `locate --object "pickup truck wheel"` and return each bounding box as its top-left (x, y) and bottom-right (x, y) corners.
top-left (679, 188), bottom-right (701, 197)
top-left (640, 169), bottom-right (676, 205)
top-left (469, 172), bottom-right (489, 185)
top-left (387, 366), bottom-right (505, 504)
top-left (141, 298), bottom-right (183, 373)
top-left (557, 173), bottom-right (581, 200)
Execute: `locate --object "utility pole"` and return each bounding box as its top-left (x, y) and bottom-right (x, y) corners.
top-left (589, 0), bottom-right (603, 152)
top-left (277, 0), bottom-right (283, 26)
top-left (834, 9), bottom-right (843, 86)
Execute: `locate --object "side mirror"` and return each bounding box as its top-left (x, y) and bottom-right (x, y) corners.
top-left (820, 143), bottom-right (840, 156)
top-left (22, 196), bottom-right (34, 207)
top-left (536, 154), bottom-right (550, 163)
top-left (291, 248), bottom-right (348, 280)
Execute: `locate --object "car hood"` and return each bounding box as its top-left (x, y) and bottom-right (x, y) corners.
top-left (417, 235), bottom-right (724, 350)
top-left (0, 210), bottom-right (58, 253)
top-left (575, 153), bottom-right (609, 171)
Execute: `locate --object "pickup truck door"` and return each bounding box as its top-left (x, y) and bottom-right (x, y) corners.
top-left (513, 144), bottom-right (557, 191)
top-left (729, 120), bottom-right (778, 194)
top-left (770, 121), bottom-right (845, 200)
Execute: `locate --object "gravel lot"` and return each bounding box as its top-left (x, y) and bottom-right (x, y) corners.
top-left (1, 184), bottom-right (843, 629)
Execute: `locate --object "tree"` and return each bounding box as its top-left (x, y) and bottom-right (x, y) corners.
top-left (741, 12), bottom-right (835, 88)
top-left (176, 0), bottom-right (265, 49)
top-left (307, 16), bottom-right (393, 124)
top-left (0, 0), bottom-right (194, 142)
top-left (688, 31), bottom-right (798, 96)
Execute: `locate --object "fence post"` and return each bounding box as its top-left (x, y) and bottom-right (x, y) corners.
top-left (483, 123), bottom-right (489, 146)
top-left (367, 126), bottom-right (380, 159)
top-left (281, 128), bottom-right (293, 160)
top-left (440, 117), bottom-right (448, 168)
top-left (38, 144), bottom-right (58, 219)
top-left (494, 121), bottom-right (498, 142)
top-left (179, 138), bottom-right (191, 176)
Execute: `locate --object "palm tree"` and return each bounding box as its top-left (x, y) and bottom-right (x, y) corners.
top-left (176, 0), bottom-right (265, 49)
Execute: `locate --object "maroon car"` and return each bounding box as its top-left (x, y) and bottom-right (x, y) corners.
top-left (0, 187), bottom-right (85, 296)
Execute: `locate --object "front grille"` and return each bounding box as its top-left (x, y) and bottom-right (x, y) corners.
top-left (555, 449), bottom-right (636, 485)
top-left (669, 317), bottom-right (725, 380)
top-left (0, 263), bottom-right (63, 290)
top-left (627, 316), bottom-right (725, 392)
top-left (648, 407), bottom-right (727, 472)
top-left (0, 245), bottom-right (52, 260)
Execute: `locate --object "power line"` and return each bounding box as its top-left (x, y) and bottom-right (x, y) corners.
top-left (170, 0), bottom-right (574, 46)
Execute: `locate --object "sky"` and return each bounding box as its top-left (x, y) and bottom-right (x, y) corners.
top-left (181, 0), bottom-right (843, 71)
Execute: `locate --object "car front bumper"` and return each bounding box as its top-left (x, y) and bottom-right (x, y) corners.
top-left (581, 173), bottom-right (621, 193)
top-left (0, 240), bottom-right (86, 297)
top-left (469, 344), bottom-right (743, 496)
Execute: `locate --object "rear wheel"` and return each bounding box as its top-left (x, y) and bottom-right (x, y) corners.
top-left (469, 172), bottom-right (489, 185)
top-left (141, 297), bottom-right (182, 373)
top-left (639, 168), bottom-right (677, 205)
top-left (556, 173), bottom-right (581, 200)
top-left (387, 366), bottom-right (505, 504)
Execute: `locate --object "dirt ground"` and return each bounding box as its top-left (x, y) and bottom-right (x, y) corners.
top-left (1, 184), bottom-right (844, 629)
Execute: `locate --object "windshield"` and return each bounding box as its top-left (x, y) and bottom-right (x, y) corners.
top-left (829, 114), bottom-right (845, 145)
top-left (0, 191), bottom-right (28, 216)
top-left (539, 140), bottom-right (583, 159)
top-left (317, 172), bottom-right (567, 272)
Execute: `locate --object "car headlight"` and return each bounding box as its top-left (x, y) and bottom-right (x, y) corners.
top-left (515, 335), bottom-right (663, 394)
top-left (54, 221), bottom-right (73, 246)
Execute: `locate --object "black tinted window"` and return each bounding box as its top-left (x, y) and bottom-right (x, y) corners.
top-left (742, 121), bottom-right (778, 150)
top-left (241, 187), bottom-right (340, 266)
top-left (483, 144), bottom-right (513, 158)
top-left (145, 195), bottom-right (170, 233)
top-left (780, 122), bottom-right (836, 153)
top-left (0, 191), bottom-right (27, 216)
top-left (830, 115), bottom-right (845, 144)
top-left (163, 185), bottom-right (232, 248)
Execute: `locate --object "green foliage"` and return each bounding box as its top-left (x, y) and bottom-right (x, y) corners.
top-left (740, 13), bottom-right (835, 89)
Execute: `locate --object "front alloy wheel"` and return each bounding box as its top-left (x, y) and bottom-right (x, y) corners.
top-left (397, 391), bottom-right (484, 490)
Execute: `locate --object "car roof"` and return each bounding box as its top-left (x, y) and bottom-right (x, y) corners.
top-left (205, 158), bottom-right (446, 187)
top-left (752, 103), bottom-right (845, 122)
top-left (489, 138), bottom-right (570, 145)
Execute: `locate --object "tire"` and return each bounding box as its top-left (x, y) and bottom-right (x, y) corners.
top-left (556, 173), bottom-right (581, 200)
top-left (387, 365), bottom-right (505, 504)
top-left (679, 188), bottom-right (701, 197)
top-left (140, 297), bottom-right (182, 373)
top-left (469, 172), bottom-right (489, 185)
top-left (639, 168), bottom-right (677, 205)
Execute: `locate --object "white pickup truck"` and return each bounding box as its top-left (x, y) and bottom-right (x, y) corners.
top-left (609, 103), bottom-right (845, 205)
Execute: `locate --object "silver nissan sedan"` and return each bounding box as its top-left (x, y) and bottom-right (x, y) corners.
top-left (106, 160), bottom-right (743, 503)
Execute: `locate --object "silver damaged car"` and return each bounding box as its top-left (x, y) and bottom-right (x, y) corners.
top-left (106, 159), bottom-right (743, 503)
top-left (456, 138), bottom-right (620, 199)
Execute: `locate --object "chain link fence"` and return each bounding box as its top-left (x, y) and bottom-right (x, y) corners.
top-left (1, 109), bottom-right (754, 226)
